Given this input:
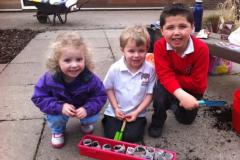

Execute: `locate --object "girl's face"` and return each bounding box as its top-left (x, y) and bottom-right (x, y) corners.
top-left (161, 15), bottom-right (194, 54)
top-left (121, 39), bottom-right (147, 73)
top-left (58, 46), bottom-right (85, 83)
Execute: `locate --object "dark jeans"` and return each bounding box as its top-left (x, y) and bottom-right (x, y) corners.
top-left (150, 81), bottom-right (203, 128)
top-left (102, 115), bottom-right (146, 142)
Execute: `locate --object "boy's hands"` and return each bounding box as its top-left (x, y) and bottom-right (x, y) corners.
top-left (174, 88), bottom-right (199, 110)
top-left (114, 108), bottom-right (125, 120)
top-left (179, 94), bottom-right (199, 110)
top-left (62, 103), bottom-right (76, 117)
top-left (125, 111), bottom-right (138, 122)
top-left (62, 103), bottom-right (87, 119)
top-left (75, 107), bottom-right (87, 119)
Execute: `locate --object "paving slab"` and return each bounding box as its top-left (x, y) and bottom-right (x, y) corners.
top-left (34, 31), bottom-right (61, 40)
top-left (36, 116), bottom-right (104, 160)
top-left (0, 62), bottom-right (46, 86)
top-left (0, 64), bottom-right (7, 73)
top-left (206, 74), bottom-right (240, 103)
top-left (0, 85), bottom-right (42, 120)
top-left (35, 30), bottom-right (106, 40)
top-left (91, 48), bottom-right (115, 80)
top-left (0, 119), bottom-right (43, 160)
top-left (105, 30), bottom-right (123, 60)
top-left (109, 46), bottom-right (122, 60)
top-left (105, 30), bottom-right (123, 38)
top-left (35, 30), bottom-right (109, 48)
top-left (11, 39), bottom-right (52, 64)
top-left (87, 37), bottom-right (109, 49)
top-left (91, 48), bottom-right (114, 62)
top-left (93, 60), bottom-right (114, 80)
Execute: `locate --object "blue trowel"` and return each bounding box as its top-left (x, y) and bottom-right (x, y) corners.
top-left (198, 99), bottom-right (227, 107)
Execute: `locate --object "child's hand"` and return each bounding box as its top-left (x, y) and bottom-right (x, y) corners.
top-left (125, 111), bottom-right (138, 122)
top-left (62, 103), bottom-right (76, 117)
top-left (75, 107), bottom-right (87, 119)
top-left (174, 89), bottom-right (199, 110)
top-left (179, 93), bottom-right (199, 110)
top-left (114, 108), bottom-right (125, 120)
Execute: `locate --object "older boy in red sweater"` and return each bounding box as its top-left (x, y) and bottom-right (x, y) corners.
top-left (148, 3), bottom-right (209, 138)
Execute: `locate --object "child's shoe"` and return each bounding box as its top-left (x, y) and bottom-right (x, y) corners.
top-left (80, 124), bottom-right (94, 134)
top-left (148, 126), bottom-right (162, 138)
top-left (51, 133), bottom-right (64, 148)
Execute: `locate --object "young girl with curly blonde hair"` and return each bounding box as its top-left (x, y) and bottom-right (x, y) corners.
top-left (32, 32), bottom-right (107, 148)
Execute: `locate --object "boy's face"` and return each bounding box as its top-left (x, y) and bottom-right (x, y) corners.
top-left (121, 39), bottom-right (147, 72)
top-left (161, 15), bottom-right (193, 53)
top-left (58, 46), bottom-right (85, 82)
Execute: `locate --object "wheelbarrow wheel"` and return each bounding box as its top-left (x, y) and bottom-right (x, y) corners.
top-left (36, 11), bottom-right (48, 24)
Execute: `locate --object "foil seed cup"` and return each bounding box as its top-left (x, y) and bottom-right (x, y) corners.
top-left (113, 144), bottom-right (125, 153)
top-left (163, 152), bottom-right (174, 160)
top-left (91, 141), bottom-right (101, 148)
top-left (102, 143), bottom-right (111, 151)
top-left (126, 147), bottom-right (135, 155)
top-left (143, 154), bottom-right (154, 160)
top-left (82, 139), bottom-right (92, 146)
top-left (134, 145), bottom-right (146, 157)
top-left (154, 150), bottom-right (165, 160)
top-left (146, 146), bottom-right (155, 156)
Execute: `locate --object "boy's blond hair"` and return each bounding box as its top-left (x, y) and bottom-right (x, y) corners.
top-left (46, 32), bottom-right (94, 73)
top-left (120, 25), bottom-right (150, 50)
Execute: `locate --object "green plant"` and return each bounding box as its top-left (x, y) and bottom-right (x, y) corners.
top-left (203, 14), bottom-right (220, 33)
top-left (217, 0), bottom-right (240, 29)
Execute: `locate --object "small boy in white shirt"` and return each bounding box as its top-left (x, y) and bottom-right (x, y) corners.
top-left (102, 25), bottom-right (156, 142)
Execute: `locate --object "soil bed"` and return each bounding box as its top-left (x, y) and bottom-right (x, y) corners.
top-left (0, 29), bottom-right (40, 64)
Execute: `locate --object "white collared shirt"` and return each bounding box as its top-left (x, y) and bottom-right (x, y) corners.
top-left (103, 57), bottom-right (156, 117)
top-left (166, 36), bottom-right (194, 58)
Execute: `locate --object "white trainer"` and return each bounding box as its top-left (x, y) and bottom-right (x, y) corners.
top-left (51, 133), bottom-right (64, 148)
top-left (80, 124), bottom-right (94, 134)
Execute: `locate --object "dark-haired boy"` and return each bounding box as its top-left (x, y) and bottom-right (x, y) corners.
top-left (148, 3), bottom-right (209, 138)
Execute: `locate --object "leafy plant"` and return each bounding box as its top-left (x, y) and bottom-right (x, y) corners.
top-left (203, 14), bottom-right (220, 33)
top-left (217, 0), bottom-right (240, 29)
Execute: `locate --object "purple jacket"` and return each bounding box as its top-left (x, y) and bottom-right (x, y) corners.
top-left (31, 68), bottom-right (107, 117)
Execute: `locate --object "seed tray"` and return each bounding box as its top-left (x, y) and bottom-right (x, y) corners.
top-left (77, 134), bottom-right (176, 160)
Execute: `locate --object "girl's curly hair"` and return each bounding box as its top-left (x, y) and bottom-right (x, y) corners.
top-left (46, 32), bottom-right (94, 73)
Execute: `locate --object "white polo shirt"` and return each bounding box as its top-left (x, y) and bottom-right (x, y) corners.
top-left (103, 57), bottom-right (156, 117)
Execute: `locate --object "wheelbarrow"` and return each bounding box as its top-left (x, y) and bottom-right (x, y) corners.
top-left (28, 0), bottom-right (89, 25)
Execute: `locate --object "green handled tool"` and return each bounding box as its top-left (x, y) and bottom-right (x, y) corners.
top-left (114, 120), bottom-right (126, 141)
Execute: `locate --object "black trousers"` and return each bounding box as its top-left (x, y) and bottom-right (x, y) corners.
top-left (102, 115), bottom-right (146, 142)
top-left (150, 81), bottom-right (203, 128)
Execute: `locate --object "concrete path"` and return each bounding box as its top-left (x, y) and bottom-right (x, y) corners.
top-left (0, 10), bottom-right (240, 160)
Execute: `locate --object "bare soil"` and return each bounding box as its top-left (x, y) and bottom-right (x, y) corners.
top-left (0, 29), bottom-right (40, 64)
top-left (209, 107), bottom-right (232, 131)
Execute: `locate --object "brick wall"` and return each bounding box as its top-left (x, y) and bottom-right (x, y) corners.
top-left (0, 0), bottom-right (228, 10)
top-left (82, 0), bottom-right (226, 9)
top-left (0, 0), bottom-right (21, 9)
